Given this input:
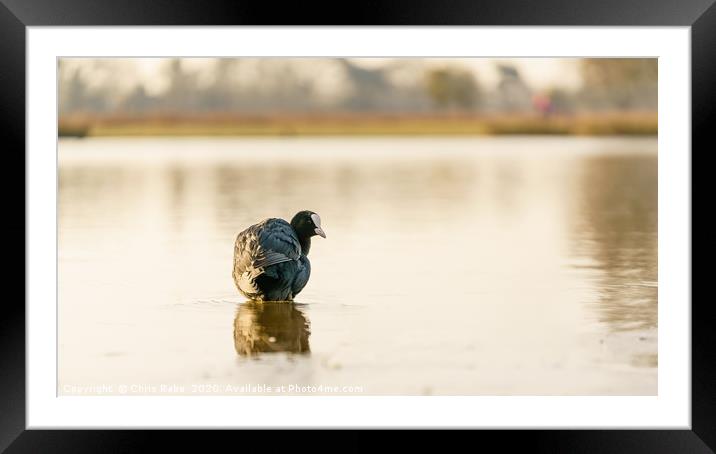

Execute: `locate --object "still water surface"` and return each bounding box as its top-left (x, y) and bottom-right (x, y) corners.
top-left (59, 136), bottom-right (657, 395)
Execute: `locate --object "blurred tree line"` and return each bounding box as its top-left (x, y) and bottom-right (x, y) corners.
top-left (578, 59), bottom-right (657, 110)
top-left (59, 58), bottom-right (657, 116)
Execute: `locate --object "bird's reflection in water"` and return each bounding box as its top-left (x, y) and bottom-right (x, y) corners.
top-left (233, 302), bottom-right (310, 357)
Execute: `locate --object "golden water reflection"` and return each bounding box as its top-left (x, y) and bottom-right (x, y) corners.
top-left (571, 154), bottom-right (657, 332)
top-left (233, 302), bottom-right (311, 357)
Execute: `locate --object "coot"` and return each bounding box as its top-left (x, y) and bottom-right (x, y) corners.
top-left (232, 210), bottom-right (325, 301)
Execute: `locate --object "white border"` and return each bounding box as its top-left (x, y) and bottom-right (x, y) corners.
top-left (27, 27), bottom-right (690, 428)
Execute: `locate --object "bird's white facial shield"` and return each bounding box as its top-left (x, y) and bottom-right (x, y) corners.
top-left (311, 213), bottom-right (326, 238)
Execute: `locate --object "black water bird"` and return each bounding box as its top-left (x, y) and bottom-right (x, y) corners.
top-left (233, 211), bottom-right (325, 301)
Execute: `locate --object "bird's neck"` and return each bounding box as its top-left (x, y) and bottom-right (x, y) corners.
top-left (291, 221), bottom-right (312, 256)
top-left (298, 236), bottom-right (311, 256)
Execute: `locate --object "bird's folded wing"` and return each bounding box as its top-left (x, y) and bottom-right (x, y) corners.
top-left (253, 250), bottom-right (295, 269)
top-left (234, 218), bottom-right (302, 277)
top-left (257, 220), bottom-right (302, 259)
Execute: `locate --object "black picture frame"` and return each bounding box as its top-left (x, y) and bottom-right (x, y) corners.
top-left (5, 0), bottom-right (710, 451)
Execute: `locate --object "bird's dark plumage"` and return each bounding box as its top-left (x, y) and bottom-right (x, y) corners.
top-left (233, 211), bottom-right (325, 301)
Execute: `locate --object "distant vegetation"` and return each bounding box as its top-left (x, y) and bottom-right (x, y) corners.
top-left (426, 67), bottom-right (480, 111)
top-left (58, 58), bottom-right (657, 137)
top-left (59, 112), bottom-right (657, 137)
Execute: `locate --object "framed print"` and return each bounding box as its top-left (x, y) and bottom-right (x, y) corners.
top-left (6, 0), bottom-right (712, 450)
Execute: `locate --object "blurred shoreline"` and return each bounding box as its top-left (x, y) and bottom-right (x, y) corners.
top-left (59, 112), bottom-right (657, 138)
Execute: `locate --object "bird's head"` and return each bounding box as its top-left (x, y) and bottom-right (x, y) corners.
top-left (290, 210), bottom-right (326, 239)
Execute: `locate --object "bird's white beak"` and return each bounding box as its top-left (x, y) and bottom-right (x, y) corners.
top-left (311, 213), bottom-right (326, 238)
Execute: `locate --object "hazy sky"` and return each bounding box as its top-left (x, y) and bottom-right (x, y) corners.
top-left (62, 58), bottom-right (583, 99)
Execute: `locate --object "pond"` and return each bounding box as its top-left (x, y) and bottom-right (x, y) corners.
top-left (58, 136), bottom-right (657, 395)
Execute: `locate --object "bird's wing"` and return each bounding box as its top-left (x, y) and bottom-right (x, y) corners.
top-left (234, 219), bottom-right (301, 276)
top-left (253, 250), bottom-right (296, 269)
